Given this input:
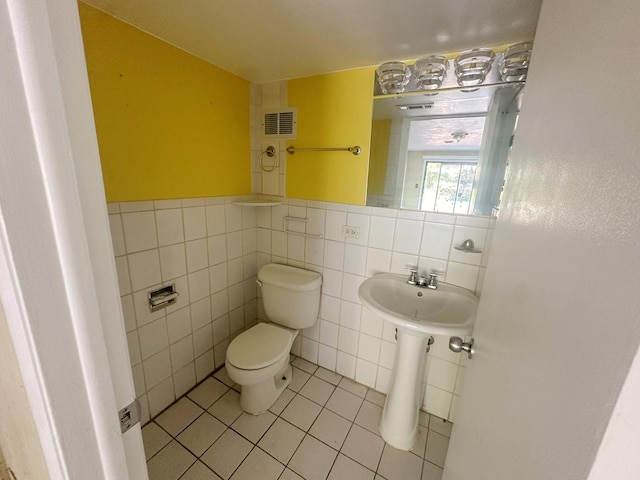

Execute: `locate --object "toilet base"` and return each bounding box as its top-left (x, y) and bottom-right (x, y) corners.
top-left (237, 363), bottom-right (292, 415)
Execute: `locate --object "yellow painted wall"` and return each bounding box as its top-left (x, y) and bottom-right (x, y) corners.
top-left (79, 3), bottom-right (250, 201)
top-left (286, 68), bottom-right (374, 205)
top-left (368, 119), bottom-right (391, 195)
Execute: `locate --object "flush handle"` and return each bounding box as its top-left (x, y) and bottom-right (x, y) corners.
top-left (449, 336), bottom-right (474, 359)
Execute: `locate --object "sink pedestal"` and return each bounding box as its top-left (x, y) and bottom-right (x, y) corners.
top-left (358, 273), bottom-right (478, 450)
top-left (379, 329), bottom-right (428, 450)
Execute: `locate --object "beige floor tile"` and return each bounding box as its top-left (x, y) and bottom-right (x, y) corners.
top-left (213, 367), bottom-right (236, 387)
top-left (231, 411), bottom-right (277, 443)
top-left (188, 377), bottom-right (230, 409)
top-left (292, 357), bottom-right (318, 374)
top-left (338, 377), bottom-right (368, 397)
top-left (208, 389), bottom-right (243, 425)
top-left (419, 411), bottom-right (431, 428)
top-left (377, 445), bottom-right (423, 480)
top-left (142, 422), bottom-right (172, 460)
top-left (314, 367), bottom-right (343, 385)
top-left (289, 435), bottom-right (338, 480)
top-left (428, 417), bottom-right (453, 438)
top-left (177, 412), bottom-right (227, 456)
top-left (288, 367), bottom-right (311, 392)
top-left (279, 468), bottom-right (304, 480)
top-left (299, 376), bottom-right (335, 406)
top-left (410, 425), bottom-right (428, 459)
top-left (325, 387), bottom-right (364, 421)
top-left (201, 429), bottom-right (252, 479)
top-left (145, 359), bottom-right (453, 480)
top-left (155, 397), bottom-right (204, 436)
top-left (257, 418), bottom-right (305, 464)
top-left (181, 461), bottom-right (222, 480)
top-left (146, 440), bottom-right (196, 480)
top-left (281, 395), bottom-right (322, 431)
top-left (421, 460), bottom-right (444, 480)
top-left (354, 400), bottom-right (382, 434)
top-left (341, 424), bottom-right (384, 471)
top-left (229, 447), bottom-right (284, 480)
top-left (269, 388), bottom-right (295, 415)
top-left (424, 431), bottom-right (449, 468)
top-left (328, 453), bottom-right (375, 480)
top-left (365, 389), bottom-right (386, 407)
top-left (309, 409), bottom-right (352, 450)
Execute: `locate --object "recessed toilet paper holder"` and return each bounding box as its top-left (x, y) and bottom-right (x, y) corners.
top-left (148, 284), bottom-right (179, 311)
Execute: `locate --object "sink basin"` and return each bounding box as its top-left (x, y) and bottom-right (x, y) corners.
top-left (358, 272), bottom-right (478, 336)
top-left (358, 272), bottom-right (478, 450)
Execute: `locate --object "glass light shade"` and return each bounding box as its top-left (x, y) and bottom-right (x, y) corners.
top-left (501, 41), bottom-right (533, 81)
top-left (454, 48), bottom-right (495, 87)
top-left (377, 61), bottom-right (411, 94)
top-left (414, 55), bottom-right (448, 90)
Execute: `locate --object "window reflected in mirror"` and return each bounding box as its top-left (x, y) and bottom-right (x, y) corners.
top-left (404, 115), bottom-right (485, 214)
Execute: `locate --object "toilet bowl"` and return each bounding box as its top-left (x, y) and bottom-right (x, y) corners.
top-left (225, 264), bottom-right (322, 414)
top-left (225, 322), bottom-right (297, 414)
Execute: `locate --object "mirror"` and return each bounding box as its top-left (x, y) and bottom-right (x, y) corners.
top-left (367, 83), bottom-right (524, 215)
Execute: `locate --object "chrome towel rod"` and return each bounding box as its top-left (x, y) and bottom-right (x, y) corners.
top-left (286, 145), bottom-right (361, 156)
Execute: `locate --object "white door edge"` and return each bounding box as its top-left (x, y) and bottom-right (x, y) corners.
top-left (1, 0), bottom-right (147, 478)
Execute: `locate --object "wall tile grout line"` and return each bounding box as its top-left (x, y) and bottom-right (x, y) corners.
top-left (113, 194), bottom-right (482, 474)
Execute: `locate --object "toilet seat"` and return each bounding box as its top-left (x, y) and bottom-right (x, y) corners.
top-left (226, 323), bottom-right (294, 370)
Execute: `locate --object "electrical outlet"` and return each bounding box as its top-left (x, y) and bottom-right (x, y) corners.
top-left (341, 225), bottom-right (360, 239)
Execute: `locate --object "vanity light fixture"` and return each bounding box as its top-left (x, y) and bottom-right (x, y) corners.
top-left (454, 48), bottom-right (496, 87)
top-left (414, 55), bottom-right (448, 90)
top-left (501, 41), bottom-right (533, 81)
top-left (375, 42), bottom-right (531, 96)
top-left (376, 61), bottom-right (411, 94)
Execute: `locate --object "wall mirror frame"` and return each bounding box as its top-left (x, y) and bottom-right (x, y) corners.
top-left (367, 56), bottom-right (526, 217)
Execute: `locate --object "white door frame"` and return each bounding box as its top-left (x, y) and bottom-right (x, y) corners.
top-left (0, 0), bottom-right (146, 478)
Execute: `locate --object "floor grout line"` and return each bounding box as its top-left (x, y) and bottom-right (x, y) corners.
top-left (144, 358), bottom-right (449, 480)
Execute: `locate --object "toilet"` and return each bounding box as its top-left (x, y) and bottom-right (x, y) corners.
top-left (225, 263), bottom-right (322, 414)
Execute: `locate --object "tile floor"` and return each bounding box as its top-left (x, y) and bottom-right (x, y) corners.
top-left (143, 357), bottom-right (450, 480)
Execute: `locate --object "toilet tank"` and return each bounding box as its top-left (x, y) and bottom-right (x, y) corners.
top-left (258, 264), bottom-right (322, 329)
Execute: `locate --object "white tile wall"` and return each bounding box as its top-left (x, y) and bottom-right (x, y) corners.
top-left (251, 197), bottom-right (494, 422)
top-left (250, 82), bottom-right (288, 197)
top-left (111, 190), bottom-right (493, 424)
top-left (109, 198), bottom-right (259, 422)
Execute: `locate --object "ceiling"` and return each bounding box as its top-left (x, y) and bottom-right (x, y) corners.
top-left (81, 0), bottom-right (542, 83)
top-left (409, 116), bottom-right (486, 151)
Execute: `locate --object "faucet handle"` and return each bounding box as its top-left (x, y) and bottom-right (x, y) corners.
top-left (427, 272), bottom-right (438, 289)
top-left (405, 264), bottom-right (418, 285)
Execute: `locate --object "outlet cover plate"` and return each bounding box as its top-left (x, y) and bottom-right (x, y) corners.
top-left (342, 225), bottom-right (360, 239)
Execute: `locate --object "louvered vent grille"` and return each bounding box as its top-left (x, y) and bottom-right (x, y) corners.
top-left (262, 109), bottom-right (297, 139)
top-left (278, 111), bottom-right (294, 135)
top-left (264, 113), bottom-right (278, 135)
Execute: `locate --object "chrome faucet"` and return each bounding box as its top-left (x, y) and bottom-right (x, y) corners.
top-left (407, 265), bottom-right (419, 285)
top-left (407, 265), bottom-right (439, 289)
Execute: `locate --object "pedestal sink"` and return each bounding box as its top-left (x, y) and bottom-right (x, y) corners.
top-left (358, 273), bottom-right (478, 450)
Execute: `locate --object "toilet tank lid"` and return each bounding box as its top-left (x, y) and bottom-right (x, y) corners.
top-left (258, 264), bottom-right (322, 291)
